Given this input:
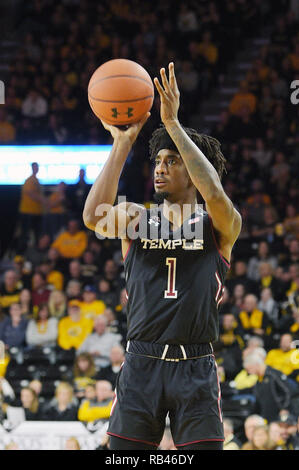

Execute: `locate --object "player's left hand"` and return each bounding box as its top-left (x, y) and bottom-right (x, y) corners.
top-left (154, 62), bottom-right (180, 125)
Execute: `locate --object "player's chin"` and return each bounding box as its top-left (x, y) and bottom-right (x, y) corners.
top-left (153, 190), bottom-right (170, 203)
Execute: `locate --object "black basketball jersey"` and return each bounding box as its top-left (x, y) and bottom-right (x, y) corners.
top-left (123, 205), bottom-right (230, 345)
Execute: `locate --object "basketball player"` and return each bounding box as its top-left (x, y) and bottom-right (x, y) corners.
top-left (83, 62), bottom-right (242, 450)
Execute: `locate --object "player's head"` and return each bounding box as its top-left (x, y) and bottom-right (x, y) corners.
top-left (149, 126), bottom-right (226, 203)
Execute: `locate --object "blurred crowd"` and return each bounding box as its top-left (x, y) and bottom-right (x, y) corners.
top-left (0, 0), bottom-right (285, 147)
top-left (0, 0), bottom-right (299, 451)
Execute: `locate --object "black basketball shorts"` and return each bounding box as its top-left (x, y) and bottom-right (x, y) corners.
top-left (107, 340), bottom-right (224, 448)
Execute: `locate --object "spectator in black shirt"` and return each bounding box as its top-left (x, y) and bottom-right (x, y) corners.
top-left (42, 382), bottom-right (78, 421)
top-left (243, 351), bottom-right (292, 423)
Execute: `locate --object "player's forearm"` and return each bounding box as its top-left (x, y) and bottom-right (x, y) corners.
top-left (165, 120), bottom-right (223, 201)
top-left (83, 138), bottom-right (131, 227)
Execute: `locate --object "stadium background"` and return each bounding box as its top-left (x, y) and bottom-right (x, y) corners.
top-left (0, 0), bottom-right (298, 450)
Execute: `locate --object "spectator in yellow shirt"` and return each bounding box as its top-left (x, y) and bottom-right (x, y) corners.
top-left (0, 269), bottom-right (22, 314)
top-left (265, 333), bottom-right (299, 377)
top-left (78, 380), bottom-right (114, 423)
top-left (197, 31), bottom-right (218, 66)
top-left (238, 294), bottom-right (271, 339)
top-left (79, 285), bottom-right (106, 322)
top-left (229, 81), bottom-right (257, 116)
top-left (18, 162), bottom-right (46, 253)
top-left (51, 219), bottom-right (87, 259)
top-left (58, 300), bottom-right (93, 350)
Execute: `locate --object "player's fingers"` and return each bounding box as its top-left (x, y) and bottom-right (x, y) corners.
top-left (154, 77), bottom-right (168, 100)
top-left (169, 62), bottom-right (180, 96)
top-left (160, 67), bottom-right (173, 97)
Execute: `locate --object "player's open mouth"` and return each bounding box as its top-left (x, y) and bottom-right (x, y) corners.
top-left (155, 180), bottom-right (167, 187)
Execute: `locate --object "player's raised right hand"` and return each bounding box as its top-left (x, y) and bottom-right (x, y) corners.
top-left (100, 112), bottom-right (150, 146)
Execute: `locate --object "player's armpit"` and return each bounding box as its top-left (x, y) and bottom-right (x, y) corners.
top-left (86, 201), bottom-right (144, 239)
top-left (206, 190), bottom-right (242, 247)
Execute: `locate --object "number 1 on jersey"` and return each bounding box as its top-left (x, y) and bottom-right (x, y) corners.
top-left (164, 257), bottom-right (178, 299)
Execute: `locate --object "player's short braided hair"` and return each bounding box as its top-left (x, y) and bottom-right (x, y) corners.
top-left (149, 125), bottom-right (227, 180)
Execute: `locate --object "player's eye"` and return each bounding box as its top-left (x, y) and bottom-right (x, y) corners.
top-left (168, 159), bottom-right (175, 166)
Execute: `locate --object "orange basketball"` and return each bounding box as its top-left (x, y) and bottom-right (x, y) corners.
top-left (88, 59), bottom-right (154, 126)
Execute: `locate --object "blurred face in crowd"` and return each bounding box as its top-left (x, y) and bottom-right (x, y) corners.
top-left (68, 304), bottom-right (81, 320)
top-left (85, 385), bottom-right (96, 400)
top-left (260, 287), bottom-right (272, 303)
top-left (29, 380), bottom-right (42, 396)
top-left (68, 220), bottom-right (79, 235)
top-left (247, 337), bottom-right (263, 350)
top-left (83, 290), bottom-right (96, 303)
top-left (32, 273), bottom-right (45, 290)
top-left (95, 381), bottom-right (113, 402)
top-left (110, 346), bottom-right (124, 365)
top-left (279, 423), bottom-right (294, 442)
top-left (268, 422), bottom-right (282, 445)
top-left (4, 270), bottom-right (18, 290)
top-left (47, 247), bottom-right (60, 262)
top-left (67, 281), bottom-right (81, 298)
top-left (280, 334), bottom-right (293, 352)
top-left (19, 289), bottom-right (31, 304)
top-left (51, 290), bottom-right (65, 306)
top-left (222, 314), bottom-right (235, 331)
top-left (252, 426), bottom-right (269, 449)
top-left (38, 304), bottom-right (50, 321)
top-left (83, 251), bottom-right (94, 264)
top-left (259, 262), bottom-right (272, 278)
top-left (289, 264), bottom-right (299, 280)
top-left (245, 416), bottom-right (265, 442)
top-left (223, 420), bottom-right (233, 439)
top-left (98, 279), bottom-right (110, 293)
top-left (9, 303), bottom-right (22, 322)
top-left (21, 388), bottom-right (35, 408)
top-left (104, 308), bottom-right (115, 324)
top-left (245, 361), bottom-right (260, 376)
top-left (38, 234), bottom-right (51, 250)
top-left (94, 317), bottom-right (107, 335)
top-left (233, 284), bottom-right (245, 299)
top-left (69, 261), bottom-right (81, 278)
top-left (289, 240), bottom-right (299, 255)
top-left (56, 384), bottom-right (73, 406)
top-left (234, 261), bottom-right (247, 277)
top-left (77, 356), bottom-right (91, 373)
top-left (105, 260), bottom-right (117, 276)
top-left (258, 241), bottom-right (269, 258)
top-left (244, 294), bottom-right (257, 312)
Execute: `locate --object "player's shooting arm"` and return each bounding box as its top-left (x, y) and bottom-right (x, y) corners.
top-left (83, 114), bottom-right (149, 238)
top-left (154, 63), bottom-right (241, 247)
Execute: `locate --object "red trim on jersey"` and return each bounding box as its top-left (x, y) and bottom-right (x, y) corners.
top-left (123, 239), bottom-right (133, 262)
top-left (213, 354), bottom-right (223, 423)
top-left (107, 432), bottom-right (159, 447)
top-left (176, 438), bottom-right (224, 447)
top-left (208, 215), bottom-right (231, 268)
